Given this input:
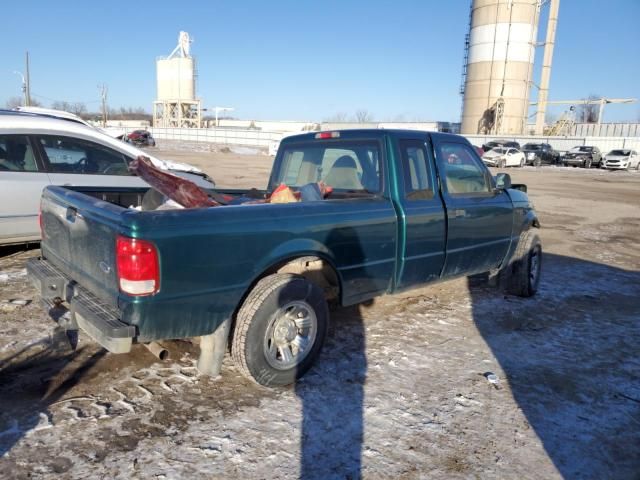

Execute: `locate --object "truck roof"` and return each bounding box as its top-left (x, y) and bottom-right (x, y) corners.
top-left (280, 128), bottom-right (465, 144)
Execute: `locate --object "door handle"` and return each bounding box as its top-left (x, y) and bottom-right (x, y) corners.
top-left (451, 209), bottom-right (466, 218)
top-left (65, 206), bottom-right (83, 222)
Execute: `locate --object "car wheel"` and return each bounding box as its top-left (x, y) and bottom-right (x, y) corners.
top-left (584, 158), bottom-right (592, 169)
top-left (636, 162), bottom-right (640, 171)
top-left (231, 273), bottom-right (329, 387)
top-left (519, 158), bottom-right (524, 167)
top-left (506, 231), bottom-right (542, 298)
top-left (498, 159), bottom-right (506, 168)
top-left (534, 157), bottom-right (542, 167)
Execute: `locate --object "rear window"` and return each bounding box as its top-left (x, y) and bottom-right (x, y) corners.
top-left (274, 141), bottom-right (381, 193)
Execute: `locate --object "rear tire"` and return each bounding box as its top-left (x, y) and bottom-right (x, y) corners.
top-left (231, 274), bottom-right (329, 387)
top-left (506, 231), bottom-right (542, 297)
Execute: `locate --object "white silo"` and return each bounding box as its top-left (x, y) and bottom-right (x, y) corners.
top-left (460, 0), bottom-right (541, 135)
top-left (153, 32), bottom-right (202, 128)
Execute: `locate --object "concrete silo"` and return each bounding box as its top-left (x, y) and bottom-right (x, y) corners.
top-left (153, 32), bottom-right (202, 128)
top-left (460, 0), bottom-right (541, 135)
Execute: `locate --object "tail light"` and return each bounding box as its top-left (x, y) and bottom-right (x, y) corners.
top-left (315, 131), bottom-right (340, 139)
top-left (38, 210), bottom-right (45, 240)
top-left (116, 236), bottom-right (160, 296)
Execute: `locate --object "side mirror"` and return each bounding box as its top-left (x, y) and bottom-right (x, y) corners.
top-left (495, 173), bottom-right (512, 190)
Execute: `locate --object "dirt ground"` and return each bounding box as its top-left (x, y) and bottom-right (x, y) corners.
top-left (0, 141), bottom-right (639, 479)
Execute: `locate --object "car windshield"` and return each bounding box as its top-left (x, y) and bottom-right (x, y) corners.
top-left (608, 150), bottom-right (630, 156)
top-left (523, 144), bottom-right (541, 150)
top-left (570, 146), bottom-right (593, 152)
top-left (491, 147), bottom-right (507, 154)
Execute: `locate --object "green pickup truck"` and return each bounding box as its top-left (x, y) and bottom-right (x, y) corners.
top-left (28, 129), bottom-right (541, 387)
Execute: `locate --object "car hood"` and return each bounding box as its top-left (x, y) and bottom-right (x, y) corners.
top-left (604, 155), bottom-right (629, 161)
top-left (483, 150), bottom-right (504, 159)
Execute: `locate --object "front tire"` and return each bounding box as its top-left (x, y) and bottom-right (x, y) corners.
top-left (231, 274), bottom-right (329, 387)
top-left (506, 231), bottom-right (542, 297)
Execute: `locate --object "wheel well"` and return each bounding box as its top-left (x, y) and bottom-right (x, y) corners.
top-left (270, 256), bottom-right (341, 305)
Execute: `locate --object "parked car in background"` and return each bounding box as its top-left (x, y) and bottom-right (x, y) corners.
top-left (0, 110), bottom-right (214, 246)
top-left (522, 143), bottom-right (560, 166)
top-left (482, 147), bottom-right (525, 168)
top-left (482, 139), bottom-right (521, 152)
top-left (563, 146), bottom-right (602, 168)
top-left (602, 149), bottom-right (640, 170)
top-left (124, 130), bottom-right (156, 147)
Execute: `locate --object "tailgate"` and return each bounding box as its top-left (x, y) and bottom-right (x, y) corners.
top-left (40, 186), bottom-right (127, 306)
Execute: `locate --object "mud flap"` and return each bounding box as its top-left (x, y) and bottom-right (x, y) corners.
top-left (197, 318), bottom-right (232, 377)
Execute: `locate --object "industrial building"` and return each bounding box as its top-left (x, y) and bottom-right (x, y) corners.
top-left (153, 32), bottom-right (202, 128)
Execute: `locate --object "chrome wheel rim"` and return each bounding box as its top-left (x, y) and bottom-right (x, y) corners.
top-left (530, 246), bottom-right (541, 287)
top-left (264, 301), bottom-right (317, 370)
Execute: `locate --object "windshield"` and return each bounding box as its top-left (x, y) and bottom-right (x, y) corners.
top-left (490, 147), bottom-right (507, 154)
top-left (274, 140), bottom-right (381, 193)
top-left (570, 146), bottom-right (593, 152)
top-left (523, 144), bottom-right (541, 150)
top-left (608, 150), bottom-right (630, 156)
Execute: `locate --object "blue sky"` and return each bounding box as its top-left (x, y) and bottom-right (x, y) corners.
top-left (2, 0), bottom-right (639, 122)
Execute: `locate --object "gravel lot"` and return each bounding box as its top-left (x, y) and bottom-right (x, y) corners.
top-left (1, 141), bottom-right (639, 479)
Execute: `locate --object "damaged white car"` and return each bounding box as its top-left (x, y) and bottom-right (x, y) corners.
top-left (0, 110), bottom-right (214, 246)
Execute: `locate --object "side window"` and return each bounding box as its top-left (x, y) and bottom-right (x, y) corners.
top-left (399, 139), bottom-right (434, 200)
top-left (39, 135), bottom-right (132, 175)
top-left (436, 142), bottom-right (492, 195)
top-left (0, 135), bottom-right (38, 172)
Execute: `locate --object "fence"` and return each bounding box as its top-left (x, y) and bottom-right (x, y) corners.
top-left (104, 126), bottom-right (282, 147)
top-left (103, 126), bottom-right (640, 153)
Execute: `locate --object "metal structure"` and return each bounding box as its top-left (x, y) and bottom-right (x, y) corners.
top-left (153, 32), bottom-right (202, 128)
top-left (545, 106), bottom-right (575, 136)
top-left (531, 98), bottom-right (637, 127)
top-left (534, 0), bottom-right (560, 134)
top-left (460, 0), bottom-right (541, 135)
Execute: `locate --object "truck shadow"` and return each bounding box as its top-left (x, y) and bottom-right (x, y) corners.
top-left (0, 330), bottom-right (106, 457)
top-left (295, 303), bottom-right (367, 479)
top-left (467, 252), bottom-right (640, 478)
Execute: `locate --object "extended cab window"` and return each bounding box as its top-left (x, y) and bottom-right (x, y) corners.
top-left (399, 139), bottom-right (434, 200)
top-left (0, 135), bottom-right (38, 172)
top-left (437, 143), bottom-right (491, 195)
top-left (276, 141), bottom-right (381, 193)
top-left (39, 136), bottom-right (132, 175)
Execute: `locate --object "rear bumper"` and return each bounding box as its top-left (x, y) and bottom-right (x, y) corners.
top-left (27, 257), bottom-right (135, 353)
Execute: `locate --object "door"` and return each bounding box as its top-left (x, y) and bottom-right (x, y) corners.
top-left (432, 138), bottom-right (513, 278)
top-left (395, 136), bottom-right (446, 289)
top-left (0, 134), bottom-right (51, 243)
top-left (35, 134), bottom-right (146, 189)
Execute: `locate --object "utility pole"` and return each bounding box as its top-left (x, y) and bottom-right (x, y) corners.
top-left (25, 51), bottom-right (31, 106)
top-left (534, 0), bottom-right (560, 135)
top-left (98, 84), bottom-right (108, 127)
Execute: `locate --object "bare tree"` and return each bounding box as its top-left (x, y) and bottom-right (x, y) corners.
top-left (5, 96), bottom-right (42, 109)
top-left (5, 96), bottom-right (24, 109)
top-left (354, 109), bottom-right (373, 123)
top-left (324, 112), bottom-right (348, 122)
top-left (70, 102), bottom-right (87, 116)
top-left (575, 94), bottom-right (601, 123)
top-left (51, 100), bottom-right (72, 112)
